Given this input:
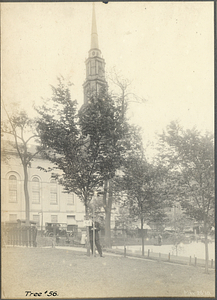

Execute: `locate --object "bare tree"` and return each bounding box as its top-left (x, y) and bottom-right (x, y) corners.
top-left (2, 101), bottom-right (40, 225)
top-left (102, 69), bottom-right (147, 247)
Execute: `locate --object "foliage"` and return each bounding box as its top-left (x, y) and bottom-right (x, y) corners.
top-left (36, 78), bottom-right (130, 212)
top-left (158, 121), bottom-right (214, 272)
top-left (115, 154), bottom-right (168, 225)
top-left (158, 121), bottom-right (214, 229)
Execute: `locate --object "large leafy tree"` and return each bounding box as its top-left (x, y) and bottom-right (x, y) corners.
top-left (158, 121), bottom-right (214, 273)
top-left (36, 78), bottom-right (129, 228)
top-left (2, 102), bottom-right (40, 224)
top-left (115, 154), bottom-right (168, 256)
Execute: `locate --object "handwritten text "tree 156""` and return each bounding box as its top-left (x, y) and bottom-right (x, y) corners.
top-left (25, 291), bottom-right (58, 297)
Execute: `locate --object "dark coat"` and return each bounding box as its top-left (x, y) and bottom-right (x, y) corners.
top-left (89, 221), bottom-right (100, 241)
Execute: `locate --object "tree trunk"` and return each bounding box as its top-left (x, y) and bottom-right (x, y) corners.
top-left (85, 202), bottom-right (90, 256)
top-left (204, 219), bottom-right (209, 273)
top-left (105, 209), bottom-right (111, 248)
top-left (103, 179), bottom-right (113, 248)
top-left (23, 164), bottom-right (30, 225)
top-left (141, 217), bottom-right (144, 256)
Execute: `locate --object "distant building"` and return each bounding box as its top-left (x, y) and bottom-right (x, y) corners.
top-left (1, 140), bottom-right (85, 230)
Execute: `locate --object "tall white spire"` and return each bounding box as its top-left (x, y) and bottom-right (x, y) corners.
top-left (91, 3), bottom-right (99, 49)
top-left (83, 2), bottom-right (107, 105)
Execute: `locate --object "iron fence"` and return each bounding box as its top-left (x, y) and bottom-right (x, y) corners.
top-left (2, 224), bottom-right (37, 247)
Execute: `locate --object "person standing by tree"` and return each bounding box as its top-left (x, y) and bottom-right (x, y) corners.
top-left (89, 219), bottom-right (103, 257)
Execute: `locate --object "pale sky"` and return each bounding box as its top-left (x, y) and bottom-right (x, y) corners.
top-left (2, 2), bottom-right (214, 153)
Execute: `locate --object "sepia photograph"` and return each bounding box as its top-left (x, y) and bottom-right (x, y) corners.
top-left (1, 1), bottom-right (215, 298)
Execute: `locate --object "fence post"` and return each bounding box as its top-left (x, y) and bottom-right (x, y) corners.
top-left (18, 228), bottom-right (20, 246)
top-left (31, 227), bottom-right (34, 247)
top-left (12, 228), bottom-right (15, 247)
top-left (16, 227), bottom-right (19, 246)
top-left (168, 253), bottom-right (170, 261)
top-left (25, 227), bottom-right (28, 247)
top-left (189, 256), bottom-right (191, 265)
top-left (22, 227), bottom-right (24, 246)
top-left (9, 228), bottom-right (12, 245)
top-left (159, 253), bottom-right (161, 262)
top-left (14, 228), bottom-right (17, 246)
top-left (194, 257), bottom-right (197, 266)
top-left (148, 249), bottom-right (150, 258)
top-left (124, 246), bottom-right (126, 257)
top-left (27, 227), bottom-right (29, 247)
top-left (211, 259), bottom-right (213, 268)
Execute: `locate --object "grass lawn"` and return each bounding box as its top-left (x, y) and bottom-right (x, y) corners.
top-left (2, 247), bottom-right (215, 298)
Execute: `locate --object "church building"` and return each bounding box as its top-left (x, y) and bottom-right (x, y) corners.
top-left (1, 4), bottom-right (107, 232)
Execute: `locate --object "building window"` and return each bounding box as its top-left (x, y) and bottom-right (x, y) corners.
top-left (96, 60), bottom-right (99, 74)
top-left (67, 193), bottom-right (74, 205)
top-left (51, 215), bottom-right (58, 223)
top-left (32, 177), bottom-right (40, 203)
top-left (9, 214), bottom-right (17, 221)
top-left (98, 61), bottom-right (102, 75)
top-left (67, 215), bottom-right (76, 225)
top-left (9, 175), bottom-right (17, 203)
top-left (50, 179), bottom-right (57, 204)
top-left (33, 215), bottom-right (40, 227)
top-left (91, 60), bottom-right (96, 75)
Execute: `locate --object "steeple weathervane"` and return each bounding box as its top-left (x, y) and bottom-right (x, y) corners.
top-left (91, 3), bottom-right (99, 49)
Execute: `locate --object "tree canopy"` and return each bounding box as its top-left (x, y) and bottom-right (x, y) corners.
top-left (158, 121), bottom-right (214, 272)
top-left (158, 121), bottom-right (214, 228)
top-left (115, 155), bottom-right (168, 225)
top-left (36, 78), bottom-right (131, 213)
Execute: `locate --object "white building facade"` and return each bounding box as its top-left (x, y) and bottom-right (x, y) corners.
top-left (1, 142), bottom-right (85, 230)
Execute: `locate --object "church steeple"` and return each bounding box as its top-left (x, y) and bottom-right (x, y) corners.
top-left (83, 3), bottom-right (107, 105)
top-left (91, 3), bottom-right (99, 50)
